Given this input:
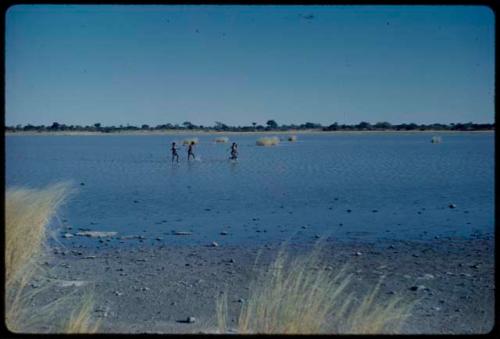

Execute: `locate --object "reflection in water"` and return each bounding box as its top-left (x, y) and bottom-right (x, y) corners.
top-left (169, 161), bottom-right (180, 176)
top-left (229, 159), bottom-right (239, 175)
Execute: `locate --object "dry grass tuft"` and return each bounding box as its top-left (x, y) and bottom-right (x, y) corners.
top-left (182, 137), bottom-right (199, 145)
top-left (217, 245), bottom-right (414, 334)
top-left (5, 183), bottom-right (71, 292)
top-left (256, 136), bottom-right (280, 146)
top-left (5, 182), bottom-right (99, 333)
top-left (431, 136), bottom-right (442, 143)
top-left (63, 293), bottom-right (101, 333)
top-left (214, 136), bottom-right (229, 143)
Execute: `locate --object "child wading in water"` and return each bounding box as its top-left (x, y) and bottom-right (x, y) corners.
top-left (230, 142), bottom-right (238, 160)
top-left (187, 141), bottom-right (196, 160)
top-left (171, 142), bottom-right (179, 163)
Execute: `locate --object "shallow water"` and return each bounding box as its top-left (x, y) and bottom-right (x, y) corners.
top-left (5, 132), bottom-right (495, 246)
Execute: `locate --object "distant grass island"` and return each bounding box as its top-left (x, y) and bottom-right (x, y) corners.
top-left (5, 120), bottom-right (494, 134)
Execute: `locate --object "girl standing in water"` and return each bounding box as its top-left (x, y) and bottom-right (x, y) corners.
top-left (187, 141), bottom-right (196, 160)
top-left (171, 142), bottom-right (179, 163)
top-left (230, 142), bottom-right (238, 160)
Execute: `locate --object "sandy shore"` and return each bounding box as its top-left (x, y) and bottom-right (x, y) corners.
top-left (5, 130), bottom-right (494, 136)
top-left (26, 234), bottom-right (494, 334)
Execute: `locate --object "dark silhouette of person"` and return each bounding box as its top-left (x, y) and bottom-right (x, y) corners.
top-left (187, 141), bottom-right (196, 160)
top-left (171, 142), bottom-right (179, 163)
top-left (230, 142), bottom-right (238, 160)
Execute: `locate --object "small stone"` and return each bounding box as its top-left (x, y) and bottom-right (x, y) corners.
top-left (141, 287), bottom-right (150, 291)
top-left (187, 316), bottom-right (196, 323)
top-left (229, 259), bottom-right (235, 263)
top-left (173, 231), bottom-right (192, 236)
top-left (301, 226), bottom-right (307, 229)
top-left (80, 182), bottom-right (85, 186)
top-left (409, 285), bottom-right (426, 292)
top-left (75, 231), bottom-right (117, 238)
top-left (156, 237), bottom-right (163, 241)
top-left (372, 209), bottom-right (378, 213)
top-left (421, 273), bottom-right (435, 280)
top-left (63, 233), bottom-right (73, 238)
top-left (220, 231), bottom-right (229, 235)
top-left (354, 251), bottom-right (362, 256)
top-left (448, 204), bottom-right (457, 209)
top-left (237, 298), bottom-right (245, 303)
top-left (346, 209), bottom-right (352, 213)
top-left (211, 241), bottom-right (219, 247)
top-left (114, 291), bottom-right (123, 296)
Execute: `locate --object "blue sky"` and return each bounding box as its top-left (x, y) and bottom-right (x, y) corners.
top-left (5, 5), bottom-right (495, 126)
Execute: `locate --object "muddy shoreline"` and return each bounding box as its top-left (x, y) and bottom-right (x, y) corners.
top-left (24, 234), bottom-right (494, 334)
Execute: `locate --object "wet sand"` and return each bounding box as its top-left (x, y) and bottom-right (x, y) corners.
top-left (26, 234), bottom-right (494, 334)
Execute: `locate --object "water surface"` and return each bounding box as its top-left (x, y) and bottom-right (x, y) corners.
top-left (6, 132), bottom-right (494, 246)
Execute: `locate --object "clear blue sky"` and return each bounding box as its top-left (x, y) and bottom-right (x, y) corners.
top-left (5, 5), bottom-right (495, 127)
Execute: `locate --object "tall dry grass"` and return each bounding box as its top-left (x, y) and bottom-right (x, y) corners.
top-left (216, 245), bottom-right (414, 334)
top-left (5, 182), bottom-right (99, 333)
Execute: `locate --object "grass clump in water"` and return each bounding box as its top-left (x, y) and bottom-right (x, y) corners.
top-left (256, 136), bottom-right (280, 146)
top-left (216, 244), bottom-right (414, 334)
top-left (182, 137), bottom-right (199, 145)
top-left (214, 136), bottom-right (229, 143)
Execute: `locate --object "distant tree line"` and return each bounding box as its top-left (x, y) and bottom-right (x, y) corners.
top-left (5, 120), bottom-right (494, 133)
